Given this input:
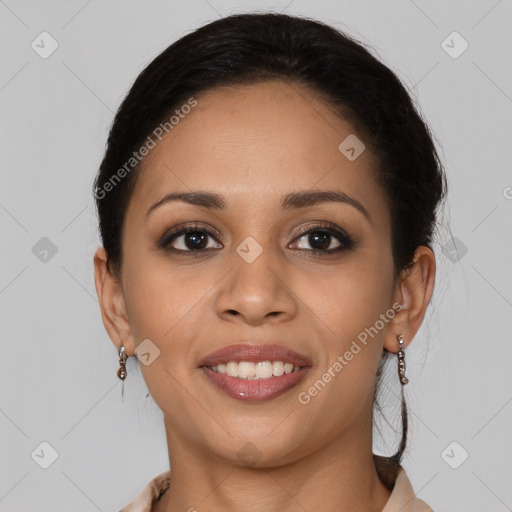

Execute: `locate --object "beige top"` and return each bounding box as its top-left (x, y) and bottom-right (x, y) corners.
top-left (119, 463), bottom-right (433, 512)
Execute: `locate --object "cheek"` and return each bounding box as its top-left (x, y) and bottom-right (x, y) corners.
top-left (121, 260), bottom-right (208, 417)
top-left (121, 255), bottom-right (223, 398)
top-left (293, 250), bottom-right (395, 343)
top-left (123, 253), bottom-right (203, 341)
top-left (291, 271), bottom-right (393, 439)
top-left (290, 251), bottom-right (394, 400)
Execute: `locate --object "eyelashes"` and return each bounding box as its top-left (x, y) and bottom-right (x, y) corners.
top-left (161, 223), bottom-right (222, 253)
top-left (159, 221), bottom-right (356, 256)
top-left (291, 223), bottom-right (355, 253)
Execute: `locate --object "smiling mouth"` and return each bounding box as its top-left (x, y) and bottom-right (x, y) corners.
top-left (198, 343), bottom-right (312, 402)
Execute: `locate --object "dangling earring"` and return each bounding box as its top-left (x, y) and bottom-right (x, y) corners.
top-left (117, 345), bottom-right (128, 402)
top-left (397, 334), bottom-right (408, 385)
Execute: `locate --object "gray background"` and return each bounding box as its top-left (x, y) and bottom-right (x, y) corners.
top-left (1, 1), bottom-right (511, 511)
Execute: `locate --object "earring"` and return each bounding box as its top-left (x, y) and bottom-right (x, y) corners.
top-left (117, 345), bottom-right (128, 402)
top-left (397, 334), bottom-right (408, 385)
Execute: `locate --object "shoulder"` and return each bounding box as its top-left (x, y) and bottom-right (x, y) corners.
top-left (119, 470), bottom-right (171, 512)
top-left (381, 467), bottom-right (434, 512)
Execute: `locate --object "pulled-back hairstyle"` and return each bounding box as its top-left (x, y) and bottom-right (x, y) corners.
top-left (93, 12), bottom-right (446, 486)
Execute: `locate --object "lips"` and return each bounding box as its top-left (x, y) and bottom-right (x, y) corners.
top-left (198, 343), bottom-right (312, 403)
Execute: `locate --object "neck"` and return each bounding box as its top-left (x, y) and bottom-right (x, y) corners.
top-left (157, 422), bottom-right (393, 512)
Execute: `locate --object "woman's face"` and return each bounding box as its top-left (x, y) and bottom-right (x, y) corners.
top-left (115, 80), bottom-right (402, 465)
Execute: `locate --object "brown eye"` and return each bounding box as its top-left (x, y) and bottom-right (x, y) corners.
top-left (294, 231), bottom-right (341, 251)
top-left (289, 223), bottom-right (355, 254)
top-left (161, 225), bottom-right (222, 254)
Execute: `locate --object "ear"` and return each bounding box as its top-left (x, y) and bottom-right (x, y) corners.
top-left (93, 247), bottom-right (136, 356)
top-left (383, 245), bottom-right (436, 353)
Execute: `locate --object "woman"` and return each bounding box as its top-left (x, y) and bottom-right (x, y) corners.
top-left (93, 12), bottom-right (446, 512)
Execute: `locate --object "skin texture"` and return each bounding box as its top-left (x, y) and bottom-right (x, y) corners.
top-left (94, 80), bottom-right (436, 512)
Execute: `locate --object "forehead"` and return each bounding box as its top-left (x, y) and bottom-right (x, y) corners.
top-left (127, 80), bottom-right (387, 219)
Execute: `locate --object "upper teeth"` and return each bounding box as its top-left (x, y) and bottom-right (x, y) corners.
top-left (209, 361), bottom-right (301, 379)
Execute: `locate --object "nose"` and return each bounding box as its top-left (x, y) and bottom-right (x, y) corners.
top-left (215, 248), bottom-right (298, 326)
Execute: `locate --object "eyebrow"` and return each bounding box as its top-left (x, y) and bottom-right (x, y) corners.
top-left (146, 190), bottom-right (371, 222)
